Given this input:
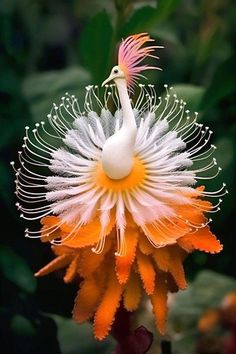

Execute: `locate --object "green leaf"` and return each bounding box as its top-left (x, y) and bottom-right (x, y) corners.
top-left (169, 271), bottom-right (236, 353)
top-left (170, 271), bottom-right (236, 323)
top-left (79, 11), bottom-right (113, 84)
top-left (208, 134), bottom-right (234, 223)
top-left (171, 332), bottom-right (198, 354)
top-left (0, 246), bottom-right (36, 293)
top-left (214, 137), bottom-right (234, 176)
top-left (11, 315), bottom-right (36, 337)
top-left (191, 271), bottom-right (236, 306)
top-left (121, 6), bottom-right (157, 36)
top-left (51, 315), bottom-right (114, 354)
top-left (0, 0), bottom-right (15, 13)
top-left (121, 0), bottom-right (181, 36)
top-left (200, 55), bottom-right (236, 110)
top-left (171, 84), bottom-right (205, 113)
top-left (0, 161), bottom-right (13, 209)
top-left (0, 58), bottom-right (20, 95)
top-left (0, 57), bottom-right (29, 148)
top-left (151, 25), bottom-right (181, 47)
top-left (22, 66), bottom-right (91, 121)
top-left (156, 0), bottom-right (181, 22)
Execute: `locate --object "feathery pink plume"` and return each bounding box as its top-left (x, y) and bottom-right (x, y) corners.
top-left (118, 33), bottom-right (163, 88)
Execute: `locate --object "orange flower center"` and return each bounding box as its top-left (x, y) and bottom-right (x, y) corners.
top-left (94, 156), bottom-right (146, 192)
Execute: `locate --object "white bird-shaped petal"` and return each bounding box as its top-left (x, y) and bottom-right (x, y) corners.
top-left (102, 72), bottom-right (137, 179)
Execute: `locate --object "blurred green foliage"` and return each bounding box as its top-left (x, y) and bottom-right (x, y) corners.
top-left (0, 0), bottom-right (235, 353)
top-left (169, 271), bottom-right (236, 354)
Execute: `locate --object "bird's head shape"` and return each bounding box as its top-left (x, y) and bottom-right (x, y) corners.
top-left (102, 33), bottom-right (163, 88)
top-left (102, 65), bottom-right (125, 86)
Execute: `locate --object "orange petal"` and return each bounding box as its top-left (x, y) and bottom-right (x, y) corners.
top-left (63, 214), bottom-right (115, 248)
top-left (137, 251), bottom-right (155, 295)
top-left (35, 254), bottom-right (72, 277)
top-left (41, 216), bottom-right (59, 227)
top-left (51, 245), bottom-right (74, 256)
top-left (73, 275), bottom-right (104, 323)
top-left (116, 228), bottom-right (138, 284)
top-left (152, 247), bottom-right (170, 272)
top-left (142, 220), bottom-right (189, 247)
top-left (185, 185), bottom-right (205, 196)
top-left (195, 199), bottom-right (212, 212)
top-left (142, 223), bottom-right (169, 245)
top-left (153, 246), bottom-right (187, 290)
top-left (198, 309), bottom-right (220, 332)
top-left (150, 273), bottom-right (168, 335)
top-left (40, 216), bottom-right (61, 242)
top-left (196, 185), bottom-right (205, 192)
top-left (178, 227), bottom-right (223, 254)
top-left (78, 239), bottom-right (112, 277)
top-left (41, 232), bottom-right (58, 243)
top-left (138, 233), bottom-right (153, 255)
top-left (123, 271), bottom-right (142, 311)
top-left (78, 251), bottom-right (105, 277)
top-left (63, 255), bottom-right (79, 283)
top-left (177, 205), bottom-right (206, 226)
top-left (167, 246), bottom-right (187, 290)
top-left (94, 269), bottom-right (123, 340)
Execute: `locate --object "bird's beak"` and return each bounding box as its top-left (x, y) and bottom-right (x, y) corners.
top-left (102, 73), bottom-right (115, 87)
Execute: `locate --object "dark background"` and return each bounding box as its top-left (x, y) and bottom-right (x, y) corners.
top-left (0, 1), bottom-right (235, 353)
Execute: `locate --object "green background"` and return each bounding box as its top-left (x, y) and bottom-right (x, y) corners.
top-left (0, 0), bottom-right (235, 353)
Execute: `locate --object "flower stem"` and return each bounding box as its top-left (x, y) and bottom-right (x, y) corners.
top-left (112, 305), bottom-right (131, 343)
top-left (161, 339), bottom-right (172, 354)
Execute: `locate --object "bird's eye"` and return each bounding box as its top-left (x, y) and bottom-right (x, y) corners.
top-left (113, 69), bottom-right (118, 74)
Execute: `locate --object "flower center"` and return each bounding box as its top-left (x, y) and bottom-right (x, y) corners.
top-left (95, 156), bottom-right (146, 192)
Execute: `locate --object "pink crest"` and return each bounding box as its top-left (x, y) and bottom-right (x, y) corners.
top-left (118, 33), bottom-right (162, 88)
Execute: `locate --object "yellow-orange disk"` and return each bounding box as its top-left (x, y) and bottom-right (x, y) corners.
top-left (95, 156), bottom-right (146, 192)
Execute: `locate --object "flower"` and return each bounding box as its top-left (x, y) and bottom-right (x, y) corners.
top-left (12, 34), bottom-right (226, 341)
